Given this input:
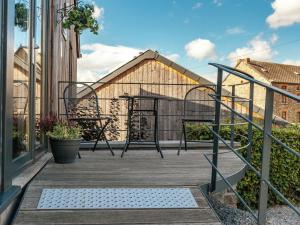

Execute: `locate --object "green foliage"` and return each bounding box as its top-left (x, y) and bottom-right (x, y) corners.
top-left (62, 4), bottom-right (100, 35)
top-left (15, 2), bottom-right (29, 32)
top-left (186, 123), bottom-right (300, 208)
top-left (107, 98), bottom-right (120, 141)
top-left (47, 123), bottom-right (81, 140)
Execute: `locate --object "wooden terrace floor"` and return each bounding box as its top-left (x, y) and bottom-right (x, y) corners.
top-left (14, 148), bottom-right (244, 225)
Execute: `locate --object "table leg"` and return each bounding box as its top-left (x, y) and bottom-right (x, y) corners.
top-left (121, 98), bottom-right (133, 158)
top-left (154, 99), bottom-right (163, 158)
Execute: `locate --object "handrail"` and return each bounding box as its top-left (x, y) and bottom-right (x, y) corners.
top-left (208, 63), bottom-right (300, 225)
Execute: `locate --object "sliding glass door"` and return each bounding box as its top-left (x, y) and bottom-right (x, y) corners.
top-left (12, 0), bottom-right (46, 172)
top-left (13, 0), bottom-right (31, 161)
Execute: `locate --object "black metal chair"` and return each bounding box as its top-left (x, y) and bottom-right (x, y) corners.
top-left (63, 83), bottom-right (114, 156)
top-left (178, 84), bottom-right (216, 155)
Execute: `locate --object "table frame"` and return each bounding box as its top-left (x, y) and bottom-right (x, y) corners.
top-left (120, 95), bottom-right (164, 158)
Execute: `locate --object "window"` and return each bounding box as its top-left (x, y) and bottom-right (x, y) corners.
top-left (35, 0), bottom-right (44, 148)
top-left (13, 0), bottom-right (31, 159)
top-left (281, 85), bottom-right (287, 103)
top-left (282, 111), bottom-right (287, 120)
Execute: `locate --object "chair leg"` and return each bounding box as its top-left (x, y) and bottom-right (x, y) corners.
top-left (103, 133), bottom-right (114, 156)
top-left (92, 133), bottom-right (101, 152)
top-left (78, 151), bottom-right (81, 159)
top-left (178, 122), bottom-right (184, 155)
top-left (183, 122), bottom-right (188, 151)
top-left (155, 140), bottom-right (164, 158)
top-left (121, 140), bottom-right (130, 158)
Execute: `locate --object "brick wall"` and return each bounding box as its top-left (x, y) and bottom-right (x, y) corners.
top-left (273, 83), bottom-right (300, 123)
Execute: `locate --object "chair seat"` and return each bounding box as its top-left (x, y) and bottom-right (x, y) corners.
top-left (182, 118), bottom-right (214, 123)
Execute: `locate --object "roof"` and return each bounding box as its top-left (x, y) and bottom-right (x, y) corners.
top-left (77, 49), bottom-right (213, 98)
top-left (237, 58), bottom-right (300, 84)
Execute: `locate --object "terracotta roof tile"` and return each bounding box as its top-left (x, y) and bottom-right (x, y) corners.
top-left (245, 59), bottom-right (300, 84)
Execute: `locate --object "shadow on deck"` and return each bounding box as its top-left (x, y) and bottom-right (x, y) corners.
top-left (14, 149), bottom-right (244, 225)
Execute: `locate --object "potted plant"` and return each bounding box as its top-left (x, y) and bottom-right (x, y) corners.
top-left (47, 122), bottom-right (81, 164)
top-left (58, 2), bottom-right (100, 35)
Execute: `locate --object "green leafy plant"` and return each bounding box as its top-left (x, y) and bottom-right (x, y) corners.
top-left (47, 123), bottom-right (81, 140)
top-left (61, 3), bottom-right (100, 34)
top-left (186, 123), bottom-right (300, 209)
top-left (15, 2), bottom-right (29, 32)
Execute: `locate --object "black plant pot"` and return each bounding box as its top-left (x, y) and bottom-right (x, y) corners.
top-left (49, 138), bottom-right (81, 164)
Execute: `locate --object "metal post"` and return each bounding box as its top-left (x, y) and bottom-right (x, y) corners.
top-left (230, 85), bottom-right (235, 148)
top-left (258, 89), bottom-right (274, 225)
top-left (247, 82), bottom-right (254, 163)
top-left (210, 68), bottom-right (223, 192)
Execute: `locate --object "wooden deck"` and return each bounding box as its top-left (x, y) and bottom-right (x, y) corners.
top-left (14, 149), bottom-right (244, 225)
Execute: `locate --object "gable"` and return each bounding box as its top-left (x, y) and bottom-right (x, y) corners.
top-left (77, 50), bottom-right (212, 98)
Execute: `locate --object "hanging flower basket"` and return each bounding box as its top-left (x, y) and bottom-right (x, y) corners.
top-left (15, 2), bottom-right (29, 32)
top-left (59, 3), bottom-right (100, 35)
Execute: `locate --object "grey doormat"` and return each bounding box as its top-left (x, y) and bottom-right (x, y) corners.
top-left (37, 188), bottom-right (198, 209)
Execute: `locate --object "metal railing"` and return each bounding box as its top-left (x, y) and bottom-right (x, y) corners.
top-left (207, 63), bottom-right (300, 225)
top-left (57, 81), bottom-right (221, 141)
top-left (57, 81), bottom-right (251, 142)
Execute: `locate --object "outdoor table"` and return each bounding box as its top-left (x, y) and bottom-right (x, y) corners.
top-left (119, 95), bottom-right (167, 158)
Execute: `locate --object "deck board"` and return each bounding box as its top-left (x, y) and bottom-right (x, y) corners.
top-left (14, 149), bottom-right (243, 225)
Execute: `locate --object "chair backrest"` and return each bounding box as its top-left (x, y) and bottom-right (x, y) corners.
top-left (13, 80), bottom-right (29, 115)
top-left (63, 83), bottom-right (101, 121)
top-left (183, 84), bottom-right (216, 122)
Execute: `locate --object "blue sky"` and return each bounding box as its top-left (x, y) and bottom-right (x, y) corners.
top-left (78, 0), bottom-right (300, 83)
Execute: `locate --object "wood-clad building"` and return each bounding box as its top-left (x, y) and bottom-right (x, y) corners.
top-left (0, 0), bottom-right (80, 223)
top-left (77, 50), bottom-right (215, 141)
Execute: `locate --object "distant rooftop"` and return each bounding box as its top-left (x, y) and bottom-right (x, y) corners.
top-left (238, 58), bottom-right (300, 84)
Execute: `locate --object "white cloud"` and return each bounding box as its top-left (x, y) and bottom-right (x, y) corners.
top-left (192, 2), bottom-right (202, 9)
top-left (77, 44), bottom-right (143, 82)
top-left (165, 53), bottom-right (180, 62)
top-left (185, 38), bottom-right (216, 62)
top-left (270, 33), bottom-right (279, 44)
top-left (92, 5), bottom-right (104, 19)
top-left (213, 0), bottom-right (222, 7)
top-left (225, 26), bottom-right (245, 35)
top-left (227, 34), bottom-right (277, 64)
top-left (282, 59), bottom-right (300, 65)
top-left (266, 0), bottom-right (300, 28)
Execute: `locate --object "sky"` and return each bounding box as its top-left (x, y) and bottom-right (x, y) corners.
top-left (78, 0), bottom-right (300, 83)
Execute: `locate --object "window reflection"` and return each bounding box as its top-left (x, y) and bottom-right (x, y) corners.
top-left (13, 0), bottom-right (30, 158)
top-left (35, 0), bottom-right (43, 147)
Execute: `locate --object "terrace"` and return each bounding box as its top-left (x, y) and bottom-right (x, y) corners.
top-left (13, 63), bottom-right (300, 225)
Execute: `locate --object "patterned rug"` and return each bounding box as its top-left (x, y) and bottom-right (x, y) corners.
top-left (37, 188), bottom-right (198, 209)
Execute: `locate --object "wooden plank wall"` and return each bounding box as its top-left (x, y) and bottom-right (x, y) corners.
top-left (93, 59), bottom-right (202, 141)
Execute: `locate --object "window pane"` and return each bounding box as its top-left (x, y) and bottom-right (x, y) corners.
top-left (13, 0), bottom-right (31, 158)
top-left (35, 0), bottom-right (43, 148)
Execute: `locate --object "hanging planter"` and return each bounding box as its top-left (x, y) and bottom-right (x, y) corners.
top-left (15, 2), bottom-right (29, 32)
top-left (58, 2), bottom-right (100, 35)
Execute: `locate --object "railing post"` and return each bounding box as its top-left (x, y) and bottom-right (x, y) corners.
top-left (258, 88), bottom-right (274, 225)
top-left (210, 68), bottom-right (223, 192)
top-left (247, 82), bottom-right (254, 163)
top-left (230, 85), bottom-right (235, 148)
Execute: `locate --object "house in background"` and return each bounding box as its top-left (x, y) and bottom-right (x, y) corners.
top-left (223, 58), bottom-right (300, 123)
top-left (0, 0), bottom-right (80, 224)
